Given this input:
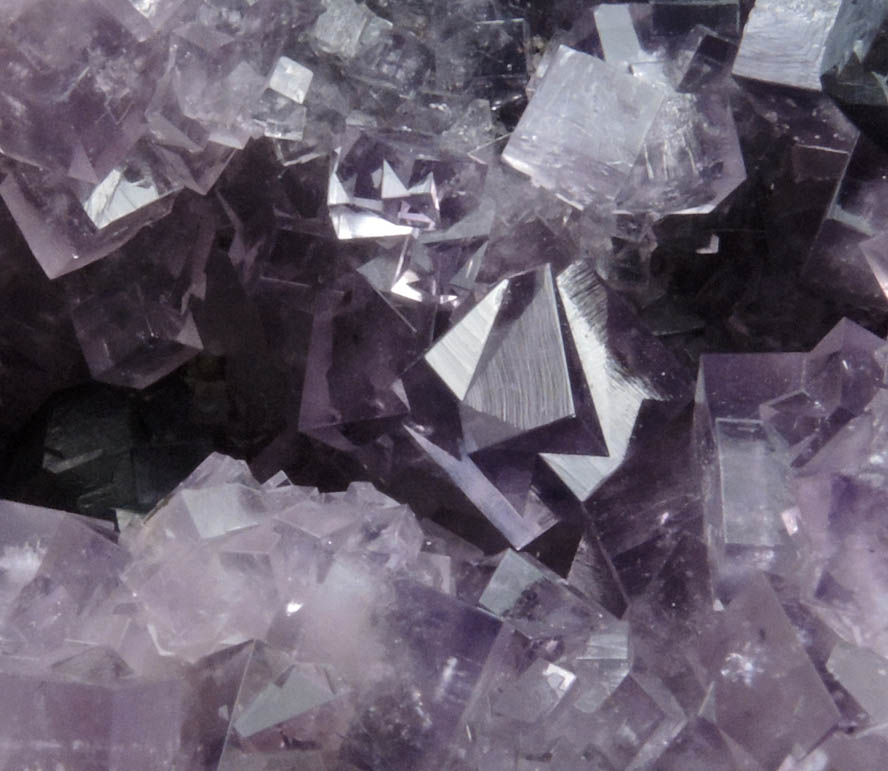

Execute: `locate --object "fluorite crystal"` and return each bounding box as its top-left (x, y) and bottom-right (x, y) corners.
top-left (4, 1), bottom-right (888, 769)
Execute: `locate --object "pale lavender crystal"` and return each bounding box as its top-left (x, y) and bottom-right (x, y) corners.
top-left (214, 641), bottom-right (350, 769)
top-left (8, 0), bottom-right (888, 765)
top-left (695, 350), bottom-right (806, 585)
top-left (0, 0), bottom-right (161, 181)
top-left (0, 499), bottom-right (127, 654)
top-left (502, 45), bottom-right (666, 209)
top-left (0, 664), bottom-right (187, 770)
top-left (697, 319), bottom-right (887, 589)
top-left (733, 0), bottom-right (844, 91)
top-left (449, 546), bottom-right (633, 767)
top-left (252, 57), bottom-right (312, 142)
top-left (701, 574), bottom-right (839, 768)
top-left (691, 318), bottom-right (888, 762)
top-left (0, 500), bottom-right (72, 634)
top-left (826, 641), bottom-right (888, 723)
top-left (166, 0), bottom-right (295, 149)
top-left (0, 450), bottom-right (522, 768)
top-left (593, 4), bottom-right (649, 72)
top-left (549, 675), bottom-right (684, 769)
top-left (795, 732), bottom-right (888, 769)
top-left (0, 158), bottom-right (177, 279)
top-left (491, 658), bottom-right (576, 724)
top-left (653, 718), bottom-right (738, 771)
top-left (479, 549), bottom-right (619, 655)
top-left (0, 0), bottom-right (304, 278)
top-left (338, 581), bottom-right (501, 770)
top-left (310, 0), bottom-right (391, 61)
top-left (559, 8), bottom-right (747, 217)
top-left (794, 463), bottom-right (888, 658)
top-left (616, 90), bottom-right (746, 216)
top-left (105, 0), bottom-right (188, 37)
top-left (626, 536), bottom-right (713, 713)
top-left (61, 199), bottom-right (212, 388)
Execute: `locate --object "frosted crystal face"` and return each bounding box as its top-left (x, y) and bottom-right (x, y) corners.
top-left (503, 45), bottom-right (666, 208)
top-left (5, 0), bottom-right (888, 768)
top-left (733, 0), bottom-right (844, 91)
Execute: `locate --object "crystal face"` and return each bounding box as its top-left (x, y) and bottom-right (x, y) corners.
top-left (4, 1), bottom-right (888, 769)
top-left (732, 0), bottom-right (845, 91)
top-left (503, 44), bottom-right (666, 208)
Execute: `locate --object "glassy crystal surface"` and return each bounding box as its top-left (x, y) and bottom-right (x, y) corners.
top-left (503, 45), bottom-right (666, 209)
top-left (4, 1), bottom-right (888, 767)
top-left (733, 0), bottom-right (844, 91)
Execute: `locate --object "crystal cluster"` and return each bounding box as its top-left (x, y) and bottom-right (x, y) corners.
top-left (6, 315), bottom-right (888, 770)
top-left (4, 0), bottom-right (888, 769)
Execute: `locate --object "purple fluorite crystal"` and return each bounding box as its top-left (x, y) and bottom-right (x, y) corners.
top-left (4, 1), bottom-right (888, 769)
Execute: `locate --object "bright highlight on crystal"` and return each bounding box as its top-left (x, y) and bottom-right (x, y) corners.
top-left (2, 1), bottom-right (888, 769)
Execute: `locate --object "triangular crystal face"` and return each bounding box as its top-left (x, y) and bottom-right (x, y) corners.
top-left (804, 317), bottom-right (885, 413)
top-left (423, 259), bottom-right (689, 502)
top-left (211, 640), bottom-right (349, 770)
top-left (462, 266), bottom-right (574, 450)
top-left (545, 261), bottom-right (691, 498)
top-left (459, 402), bottom-right (525, 451)
top-left (380, 160), bottom-right (409, 199)
top-left (424, 278), bottom-right (508, 400)
top-left (539, 453), bottom-right (624, 501)
top-left (405, 426), bottom-right (557, 549)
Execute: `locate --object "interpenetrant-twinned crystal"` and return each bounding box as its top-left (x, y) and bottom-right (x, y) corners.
top-left (503, 44), bottom-right (666, 209)
top-left (0, 455), bottom-right (505, 769)
top-left (6, 0), bottom-right (888, 768)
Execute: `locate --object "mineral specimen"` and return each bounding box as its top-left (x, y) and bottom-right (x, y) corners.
top-left (3, 1), bottom-right (888, 769)
top-left (503, 44), bottom-right (665, 208)
top-left (732, 0), bottom-right (844, 91)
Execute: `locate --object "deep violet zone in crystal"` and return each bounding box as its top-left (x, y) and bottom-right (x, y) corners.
top-left (3, 1), bottom-right (888, 769)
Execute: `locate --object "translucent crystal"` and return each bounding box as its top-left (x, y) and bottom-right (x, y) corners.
top-left (733, 0), bottom-right (844, 91)
top-left (502, 45), bottom-right (666, 209)
top-left (704, 574), bottom-right (839, 768)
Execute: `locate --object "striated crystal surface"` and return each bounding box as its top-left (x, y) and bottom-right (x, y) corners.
top-left (4, 1), bottom-right (888, 768)
top-left (503, 45), bottom-right (666, 209)
top-left (733, 0), bottom-right (844, 91)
